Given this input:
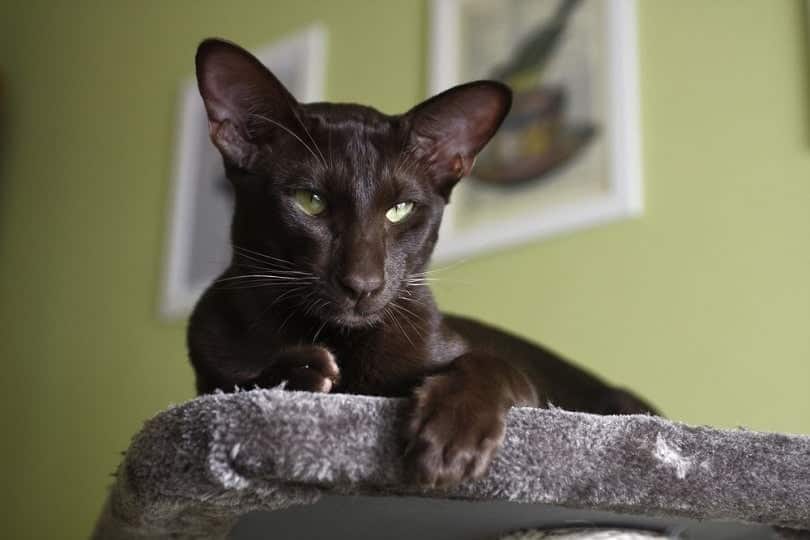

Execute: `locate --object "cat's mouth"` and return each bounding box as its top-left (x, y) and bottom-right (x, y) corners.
top-left (336, 310), bottom-right (382, 328)
top-left (331, 298), bottom-right (389, 328)
top-left (311, 280), bottom-right (397, 328)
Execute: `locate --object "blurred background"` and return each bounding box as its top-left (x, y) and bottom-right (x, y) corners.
top-left (1, 1), bottom-right (809, 537)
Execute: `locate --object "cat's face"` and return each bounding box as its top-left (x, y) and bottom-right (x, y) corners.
top-left (196, 39), bottom-right (511, 328)
top-left (222, 103), bottom-right (448, 328)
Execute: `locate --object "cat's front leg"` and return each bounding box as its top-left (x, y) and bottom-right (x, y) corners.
top-left (403, 352), bottom-right (538, 488)
top-left (257, 345), bottom-right (340, 393)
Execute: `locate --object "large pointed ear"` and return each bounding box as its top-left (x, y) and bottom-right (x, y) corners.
top-left (404, 81), bottom-right (512, 199)
top-left (195, 38), bottom-right (299, 169)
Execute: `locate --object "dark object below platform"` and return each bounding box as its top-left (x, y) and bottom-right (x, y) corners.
top-left (233, 495), bottom-right (777, 540)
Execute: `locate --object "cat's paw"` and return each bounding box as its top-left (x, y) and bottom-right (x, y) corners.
top-left (403, 371), bottom-right (507, 488)
top-left (260, 345), bottom-right (340, 393)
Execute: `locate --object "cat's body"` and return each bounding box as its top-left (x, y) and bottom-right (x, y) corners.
top-left (190, 266), bottom-right (449, 398)
top-left (191, 286), bottom-right (637, 413)
top-left (189, 38), bottom-right (655, 488)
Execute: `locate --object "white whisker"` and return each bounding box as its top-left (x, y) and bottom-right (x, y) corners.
top-left (216, 274), bottom-right (316, 283)
top-left (232, 245), bottom-right (303, 269)
top-left (410, 259), bottom-right (469, 276)
top-left (386, 302), bottom-right (416, 347)
top-left (389, 301), bottom-right (425, 341)
top-left (250, 113), bottom-right (323, 165)
top-left (312, 317), bottom-right (328, 344)
top-left (291, 110), bottom-right (328, 167)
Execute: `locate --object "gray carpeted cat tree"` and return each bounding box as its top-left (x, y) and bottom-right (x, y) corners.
top-left (92, 388), bottom-right (810, 539)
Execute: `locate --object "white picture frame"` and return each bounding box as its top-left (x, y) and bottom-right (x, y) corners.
top-left (429, 0), bottom-right (643, 262)
top-left (160, 25), bottom-right (327, 319)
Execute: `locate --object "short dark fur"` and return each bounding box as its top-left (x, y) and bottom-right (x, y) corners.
top-left (188, 38), bottom-right (656, 488)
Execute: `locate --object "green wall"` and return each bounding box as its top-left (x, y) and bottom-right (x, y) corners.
top-left (1, 1), bottom-right (808, 537)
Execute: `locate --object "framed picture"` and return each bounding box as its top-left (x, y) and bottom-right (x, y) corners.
top-left (160, 25), bottom-right (327, 319)
top-left (429, 0), bottom-right (642, 261)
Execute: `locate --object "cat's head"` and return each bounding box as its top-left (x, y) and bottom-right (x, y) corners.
top-left (196, 38), bottom-right (510, 328)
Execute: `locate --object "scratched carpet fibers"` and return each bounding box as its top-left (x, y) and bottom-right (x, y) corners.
top-left (92, 388), bottom-right (810, 539)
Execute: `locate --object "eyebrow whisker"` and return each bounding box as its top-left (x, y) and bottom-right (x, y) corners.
top-left (250, 113), bottom-right (325, 166)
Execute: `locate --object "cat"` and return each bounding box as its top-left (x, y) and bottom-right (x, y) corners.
top-left (188, 38), bottom-right (656, 488)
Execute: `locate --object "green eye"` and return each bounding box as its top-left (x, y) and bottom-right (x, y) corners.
top-left (294, 190), bottom-right (326, 216)
top-left (385, 201), bottom-right (414, 223)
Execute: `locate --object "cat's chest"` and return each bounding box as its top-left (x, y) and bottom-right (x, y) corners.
top-left (327, 325), bottom-right (460, 396)
top-left (249, 307), bottom-right (458, 396)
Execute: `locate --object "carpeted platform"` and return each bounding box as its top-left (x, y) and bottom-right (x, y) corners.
top-left (92, 388), bottom-right (810, 539)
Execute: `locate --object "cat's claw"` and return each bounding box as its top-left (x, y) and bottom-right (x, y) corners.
top-left (259, 345), bottom-right (340, 393)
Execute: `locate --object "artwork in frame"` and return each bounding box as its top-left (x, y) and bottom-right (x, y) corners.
top-left (160, 25), bottom-right (327, 319)
top-left (429, 0), bottom-right (642, 262)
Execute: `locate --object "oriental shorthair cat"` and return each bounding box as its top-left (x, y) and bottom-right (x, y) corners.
top-left (188, 38), bottom-right (656, 488)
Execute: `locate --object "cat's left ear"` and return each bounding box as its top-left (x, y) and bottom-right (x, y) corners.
top-left (195, 38), bottom-right (300, 169)
top-left (404, 81), bottom-right (512, 200)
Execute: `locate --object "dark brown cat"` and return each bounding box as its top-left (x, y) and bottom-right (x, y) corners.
top-left (188, 38), bottom-right (656, 488)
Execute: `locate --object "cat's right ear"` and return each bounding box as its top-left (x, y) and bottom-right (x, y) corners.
top-left (195, 38), bottom-right (299, 169)
top-left (404, 81), bottom-right (512, 201)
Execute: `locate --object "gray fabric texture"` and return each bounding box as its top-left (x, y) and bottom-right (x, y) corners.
top-left (92, 388), bottom-right (810, 539)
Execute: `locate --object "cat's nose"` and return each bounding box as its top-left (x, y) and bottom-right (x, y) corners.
top-left (339, 271), bottom-right (384, 301)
